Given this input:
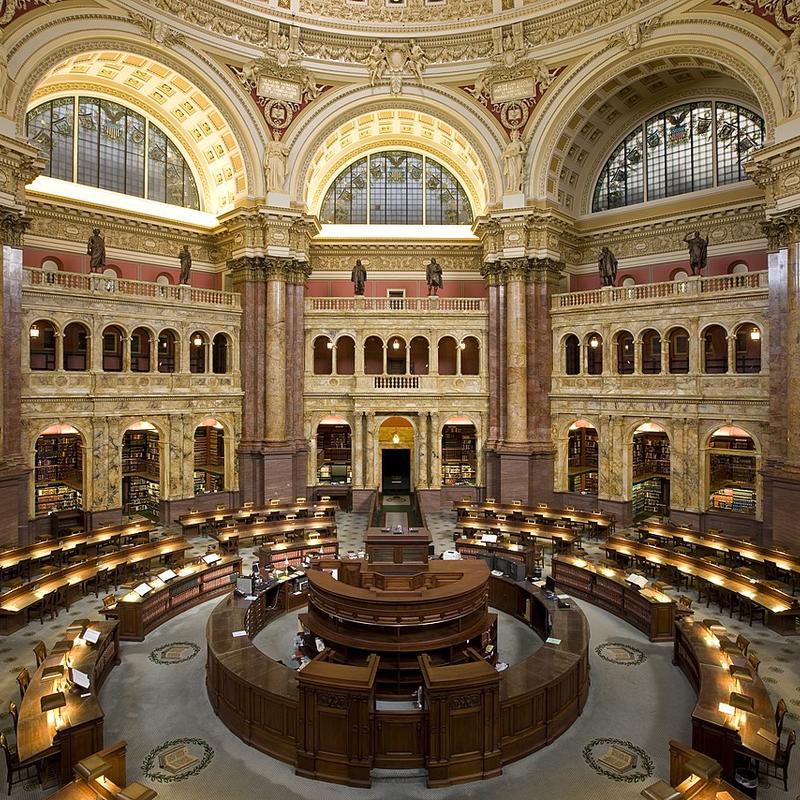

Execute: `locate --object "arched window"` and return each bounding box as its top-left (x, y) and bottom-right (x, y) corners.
top-left (26, 96), bottom-right (200, 210)
top-left (616, 331), bottom-right (634, 375)
top-left (387, 336), bottom-right (407, 374)
top-left (460, 336), bottom-right (480, 375)
top-left (63, 322), bottom-right (89, 371)
top-left (130, 327), bottom-right (152, 373)
top-left (410, 336), bottom-right (429, 375)
top-left (586, 333), bottom-right (603, 375)
top-left (102, 325), bottom-right (124, 372)
top-left (364, 336), bottom-right (383, 375)
top-left (708, 425), bottom-right (757, 515)
top-left (564, 334), bottom-right (579, 375)
top-left (668, 328), bottom-right (689, 374)
top-left (190, 331), bottom-right (208, 373)
top-left (157, 330), bottom-right (177, 373)
top-left (320, 150), bottom-right (472, 225)
top-left (212, 333), bottom-right (229, 374)
top-left (642, 329), bottom-right (661, 374)
top-left (313, 336), bottom-right (333, 375)
top-left (734, 323), bottom-right (761, 374)
top-left (703, 325), bottom-right (728, 373)
top-left (29, 320), bottom-right (56, 371)
top-left (438, 336), bottom-right (457, 376)
top-left (592, 101), bottom-right (764, 212)
top-left (336, 336), bottom-right (356, 375)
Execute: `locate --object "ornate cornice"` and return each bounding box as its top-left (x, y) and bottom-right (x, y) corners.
top-left (529, 256), bottom-right (564, 284)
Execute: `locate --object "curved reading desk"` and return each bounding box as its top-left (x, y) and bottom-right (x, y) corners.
top-left (205, 571), bottom-right (590, 788)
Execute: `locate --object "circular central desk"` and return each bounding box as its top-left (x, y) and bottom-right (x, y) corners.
top-left (206, 572), bottom-right (589, 788)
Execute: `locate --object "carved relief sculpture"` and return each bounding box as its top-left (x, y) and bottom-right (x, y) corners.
top-left (502, 129), bottom-right (526, 193)
top-left (775, 27), bottom-right (800, 117)
top-left (264, 133), bottom-right (289, 193)
top-left (367, 41), bottom-right (389, 86)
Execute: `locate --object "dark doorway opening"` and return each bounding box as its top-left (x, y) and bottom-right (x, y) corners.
top-left (382, 449), bottom-right (410, 493)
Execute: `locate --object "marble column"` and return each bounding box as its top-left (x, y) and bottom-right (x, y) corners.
top-left (760, 212), bottom-right (800, 545)
top-left (352, 411), bottom-right (364, 488)
top-left (503, 258), bottom-right (528, 445)
top-left (0, 211), bottom-right (32, 545)
top-left (264, 259), bottom-right (288, 443)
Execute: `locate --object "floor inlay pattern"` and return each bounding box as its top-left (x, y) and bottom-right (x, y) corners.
top-left (142, 737), bottom-right (214, 783)
top-left (582, 738), bottom-right (655, 783)
top-left (594, 642), bottom-right (647, 666)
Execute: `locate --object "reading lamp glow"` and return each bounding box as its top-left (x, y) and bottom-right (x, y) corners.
top-left (750, 327), bottom-right (761, 340)
top-left (29, 325), bottom-right (40, 338)
top-left (192, 335), bottom-right (203, 346)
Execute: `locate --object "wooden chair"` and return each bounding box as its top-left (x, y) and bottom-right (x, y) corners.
top-left (735, 633), bottom-right (750, 656)
top-left (15, 668), bottom-right (30, 702)
top-left (8, 702), bottom-right (17, 734)
top-left (100, 594), bottom-right (118, 618)
top-left (747, 651), bottom-right (761, 674)
top-left (675, 595), bottom-right (694, 618)
top-left (775, 698), bottom-right (787, 739)
top-left (737, 594), bottom-right (766, 627)
top-left (0, 732), bottom-right (40, 795)
top-left (775, 729), bottom-right (795, 791)
top-left (33, 640), bottom-right (47, 668)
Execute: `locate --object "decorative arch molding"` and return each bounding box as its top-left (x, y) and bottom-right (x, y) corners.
top-left (526, 30), bottom-right (782, 208)
top-left (287, 86), bottom-right (505, 214)
top-left (9, 21), bottom-right (265, 211)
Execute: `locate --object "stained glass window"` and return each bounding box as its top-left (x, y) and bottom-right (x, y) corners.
top-left (592, 101), bottom-right (763, 212)
top-left (320, 150), bottom-right (472, 225)
top-left (26, 96), bottom-right (200, 210)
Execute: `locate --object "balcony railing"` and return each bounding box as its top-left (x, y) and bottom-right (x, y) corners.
top-left (23, 268), bottom-right (241, 309)
top-left (306, 297), bottom-right (486, 312)
top-left (374, 376), bottom-right (420, 389)
top-left (553, 271), bottom-right (768, 310)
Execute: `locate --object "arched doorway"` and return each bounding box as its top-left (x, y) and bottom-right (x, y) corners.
top-left (316, 416), bottom-right (352, 485)
top-left (378, 417), bottom-right (414, 494)
top-left (632, 422), bottom-right (670, 520)
top-left (194, 418), bottom-right (225, 495)
top-left (121, 421), bottom-right (161, 519)
top-left (568, 420), bottom-right (598, 496)
top-left (34, 423), bottom-right (84, 515)
top-left (707, 425), bottom-right (757, 516)
top-left (441, 417), bottom-right (477, 486)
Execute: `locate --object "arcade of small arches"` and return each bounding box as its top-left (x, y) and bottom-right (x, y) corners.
top-left (559, 323), bottom-right (763, 377)
top-left (27, 319), bottom-right (236, 375)
top-left (311, 333), bottom-right (481, 375)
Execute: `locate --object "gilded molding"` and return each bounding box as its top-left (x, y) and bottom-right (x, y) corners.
top-left (762, 212), bottom-right (800, 250)
top-left (0, 209), bottom-right (31, 246)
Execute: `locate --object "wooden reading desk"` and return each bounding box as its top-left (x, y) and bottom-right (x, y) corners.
top-left (453, 500), bottom-right (615, 535)
top-left (604, 535), bottom-right (800, 635)
top-left (214, 515), bottom-right (337, 554)
top-left (178, 500), bottom-right (337, 534)
top-left (674, 618), bottom-right (777, 784)
top-left (454, 516), bottom-right (576, 551)
top-left (17, 619), bottom-right (120, 786)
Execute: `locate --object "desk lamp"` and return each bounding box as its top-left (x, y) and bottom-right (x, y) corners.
top-left (74, 753), bottom-right (111, 783)
top-left (41, 690), bottom-right (67, 731)
top-left (116, 782), bottom-right (157, 800)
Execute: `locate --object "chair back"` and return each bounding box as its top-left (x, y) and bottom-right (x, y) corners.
top-left (0, 732), bottom-right (13, 771)
top-left (16, 668), bottom-right (30, 700)
top-left (775, 698), bottom-right (787, 738)
top-left (747, 652), bottom-right (761, 673)
top-left (735, 634), bottom-right (750, 656)
top-left (33, 640), bottom-right (47, 667)
top-left (8, 701), bottom-right (18, 732)
top-left (103, 594), bottom-right (117, 609)
top-left (783, 728), bottom-right (796, 763)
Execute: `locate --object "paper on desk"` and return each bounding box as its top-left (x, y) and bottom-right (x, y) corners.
top-left (556, 594), bottom-right (570, 600)
top-left (545, 637), bottom-right (561, 645)
top-left (532, 580), bottom-right (546, 587)
top-left (231, 630), bottom-right (248, 638)
top-left (245, 595), bottom-right (257, 601)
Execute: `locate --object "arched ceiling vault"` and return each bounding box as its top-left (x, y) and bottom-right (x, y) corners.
top-left (527, 32), bottom-right (782, 219)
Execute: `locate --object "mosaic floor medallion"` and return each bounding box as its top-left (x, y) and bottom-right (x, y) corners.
top-left (148, 642), bottom-right (200, 665)
top-left (383, 495), bottom-right (410, 505)
top-left (142, 738), bottom-right (213, 783)
top-left (594, 642), bottom-right (647, 666)
top-left (582, 738), bottom-right (654, 783)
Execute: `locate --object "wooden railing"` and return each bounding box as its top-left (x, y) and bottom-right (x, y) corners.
top-left (24, 267), bottom-right (240, 309)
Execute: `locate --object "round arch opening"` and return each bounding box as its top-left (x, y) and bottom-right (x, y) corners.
top-left (568, 420), bottom-right (598, 496)
top-left (122, 422), bottom-right (161, 519)
top-left (707, 425), bottom-right (757, 516)
top-left (632, 423), bottom-right (670, 520)
top-left (195, 418), bottom-right (226, 496)
top-left (316, 417), bottom-right (352, 487)
top-left (34, 423), bottom-right (84, 517)
top-left (378, 417), bottom-right (414, 495)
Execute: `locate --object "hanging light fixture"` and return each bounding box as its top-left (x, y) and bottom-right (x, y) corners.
top-left (392, 433), bottom-right (400, 444)
top-left (458, 341), bottom-right (466, 350)
top-left (589, 336), bottom-right (600, 349)
top-left (193, 334), bottom-right (203, 346)
top-left (30, 324), bottom-right (40, 338)
top-left (392, 339), bottom-right (400, 350)
top-left (326, 340), bottom-right (334, 349)
top-left (750, 327), bottom-right (761, 341)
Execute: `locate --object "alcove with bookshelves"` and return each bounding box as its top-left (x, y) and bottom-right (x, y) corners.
top-left (34, 425), bottom-right (84, 515)
top-left (567, 420), bottom-right (598, 495)
top-left (194, 419), bottom-right (225, 494)
top-left (632, 423), bottom-right (670, 519)
top-left (707, 425), bottom-right (757, 515)
top-left (441, 421), bottom-right (477, 486)
top-left (122, 423), bottom-right (161, 519)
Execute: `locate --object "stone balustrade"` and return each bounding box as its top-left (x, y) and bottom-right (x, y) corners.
top-left (306, 296), bottom-right (486, 312)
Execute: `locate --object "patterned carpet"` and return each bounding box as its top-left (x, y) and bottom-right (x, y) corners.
top-left (0, 514), bottom-right (796, 799)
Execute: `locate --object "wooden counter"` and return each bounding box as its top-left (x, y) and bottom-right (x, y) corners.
top-left (205, 573), bottom-right (590, 787)
top-left (455, 537), bottom-right (541, 577)
top-left (551, 555), bottom-right (676, 641)
top-left (17, 620), bottom-right (120, 786)
top-left (364, 528), bottom-right (432, 564)
top-left (115, 554), bottom-right (241, 640)
top-left (673, 619), bottom-right (777, 783)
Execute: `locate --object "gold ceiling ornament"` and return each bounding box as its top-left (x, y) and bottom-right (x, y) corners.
top-left (0, 0), bottom-right (56, 28)
top-left (128, 11), bottom-right (186, 48)
top-left (365, 40), bottom-right (429, 94)
top-left (607, 16), bottom-right (662, 52)
top-left (716, 0), bottom-right (799, 33)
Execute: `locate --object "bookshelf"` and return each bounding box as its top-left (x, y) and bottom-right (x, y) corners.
top-left (632, 477), bottom-right (668, 519)
top-left (316, 424), bottom-right (352, 485)
top-left (122, 430), bottom-right (160, 518)
top-left (34, 433), bottom-right (83, 515)
top-left (441, 424), bottom-right (477, 486)
top-left (708, 434), bottom-right (756, 515)
top-left (194, 425), bottom-right (225, 494)
top-left (568, 426), bottom-right (598, 496)
top-left (632, 433), bottom-right (670, 480)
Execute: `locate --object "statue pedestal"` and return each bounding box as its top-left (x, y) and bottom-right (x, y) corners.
top-left (265, 190), bottom-right (291, 208)
top-left (427, 294), bottom-right (440, 307)
top-left (354, 295), bottom-right (365, 308)
top-left (502, 192), bottom-right (525, 209)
